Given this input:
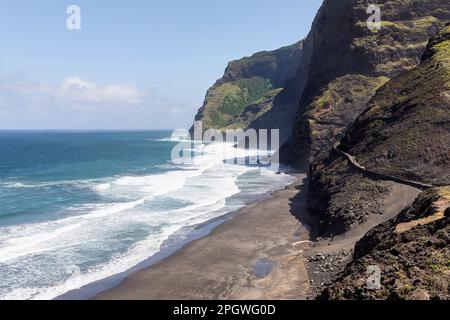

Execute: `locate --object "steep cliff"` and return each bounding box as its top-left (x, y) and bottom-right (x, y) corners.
top-left (291, 0), bottom-right (450, 165)
top-left (191, 40), bottom-right (303, 132)
top-left (321, 187), bottom-right (450, 300)
top-left (247, 28), bottom-right (315, 147)
top-left (310, 24), bottom-right (450, 236)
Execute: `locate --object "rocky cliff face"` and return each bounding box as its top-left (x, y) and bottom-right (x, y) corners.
top-left (291, 0), bottom-right (450, 165)
top-left (191, 40), bottom-right (303, 133)
top-left (187, 1), bottom-right (450, 300)
top-left (247, 24), bottom-right (315, 147)
top-left (321, 187), bottom-right (450, 300)
top-left (310, 24), bottom-right (450, 236)
top-left (296, 4), bottom-right (450, 300)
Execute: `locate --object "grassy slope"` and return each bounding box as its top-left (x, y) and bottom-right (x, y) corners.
top-left (201, 77), bottom-right (274, 129)
top-left (292, 0), bottom-right (450, 165)
top-left (192, 41), bottom-right (303, 131)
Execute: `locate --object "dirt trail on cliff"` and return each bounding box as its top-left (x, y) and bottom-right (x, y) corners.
top-left (305, 181), bottom-right (420, 296)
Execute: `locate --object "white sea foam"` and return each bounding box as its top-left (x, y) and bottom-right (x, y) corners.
top-left (93, 182), bottom-right (111, 191)
top-left (0, 142), bottom-right (293, 300)
top-left (2, 178), bottom-right (106, 189)
top-left (1, 223), bottom-right (181, 300)
top-left (0, 224), bottom-right (82, 263)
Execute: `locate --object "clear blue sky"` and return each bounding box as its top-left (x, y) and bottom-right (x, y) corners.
top-left (0, 0), bottom-right (322, 129)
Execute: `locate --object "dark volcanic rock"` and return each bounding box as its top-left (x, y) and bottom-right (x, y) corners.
top-left (320, 187), bottom-right (450, 300)
top-left (219, 41), bottom-right (304, 88)
top-left (191, 40), bottom-right (304, 133)
top-left (445, 207), bottom-right (450, 218)
top-left (292, 0), bottom-right (450, 165)
top-left (310, 24), bottom-right (450, 236)
top-left (248, 28), bottom-right (315, 148)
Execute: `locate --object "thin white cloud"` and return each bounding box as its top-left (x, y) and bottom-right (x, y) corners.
top-left (0, 73), bottom-right (147, 111)
top-left (59, 77), bottom-right (144, 105)
top-left (0, 72), bottom-right (195, 129)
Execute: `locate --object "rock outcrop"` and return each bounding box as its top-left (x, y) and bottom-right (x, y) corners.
top-left (292, 0), bottom-right (450, 165)
top-left (310, 24), bottom-right (450, 236)
top-left (320, 187), bottom-right (450, 300)
top-left (186, 1), bottom-right (450, 300)
top-left (191, 40), bottom-right (304, 133)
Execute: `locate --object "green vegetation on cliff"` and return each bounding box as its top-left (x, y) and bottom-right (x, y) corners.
top-left (340, 24), bottom-right (450, 182)
top-left (292, 0), bottom-right (450, 165)
top-left (310, 24), bottom-right (450, 236)
top-left (201, 77), bottom-right (274, 129)
top-left (192, 40), bottom-right (303, 131)
top-left (295, 75), bottom-right (389, 157)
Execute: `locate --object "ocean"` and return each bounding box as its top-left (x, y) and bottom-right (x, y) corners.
top-left (0, 130), bottom-right (294, 300)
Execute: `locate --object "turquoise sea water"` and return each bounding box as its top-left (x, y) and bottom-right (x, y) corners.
top-left (0, 131), bottom-right (294, 299)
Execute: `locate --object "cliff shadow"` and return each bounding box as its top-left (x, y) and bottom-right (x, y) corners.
top-left (289, 174), bottom-right (321, 241)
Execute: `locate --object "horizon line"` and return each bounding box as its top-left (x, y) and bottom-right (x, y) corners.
top-left (0, 129), bottom-right (176, 132)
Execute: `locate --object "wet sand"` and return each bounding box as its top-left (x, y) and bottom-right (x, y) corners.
top-left (95, 173), bottom-right (312, 300)
top-left (93, 172), bottom-right (423, 300)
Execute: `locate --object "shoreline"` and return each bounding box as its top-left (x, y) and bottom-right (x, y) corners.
top-left (87, 173), bottom-right (422, 300)
top-left (93, 173), bottom-right (313, 300)
top-left (56, 214), bottom-right (234, 300)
